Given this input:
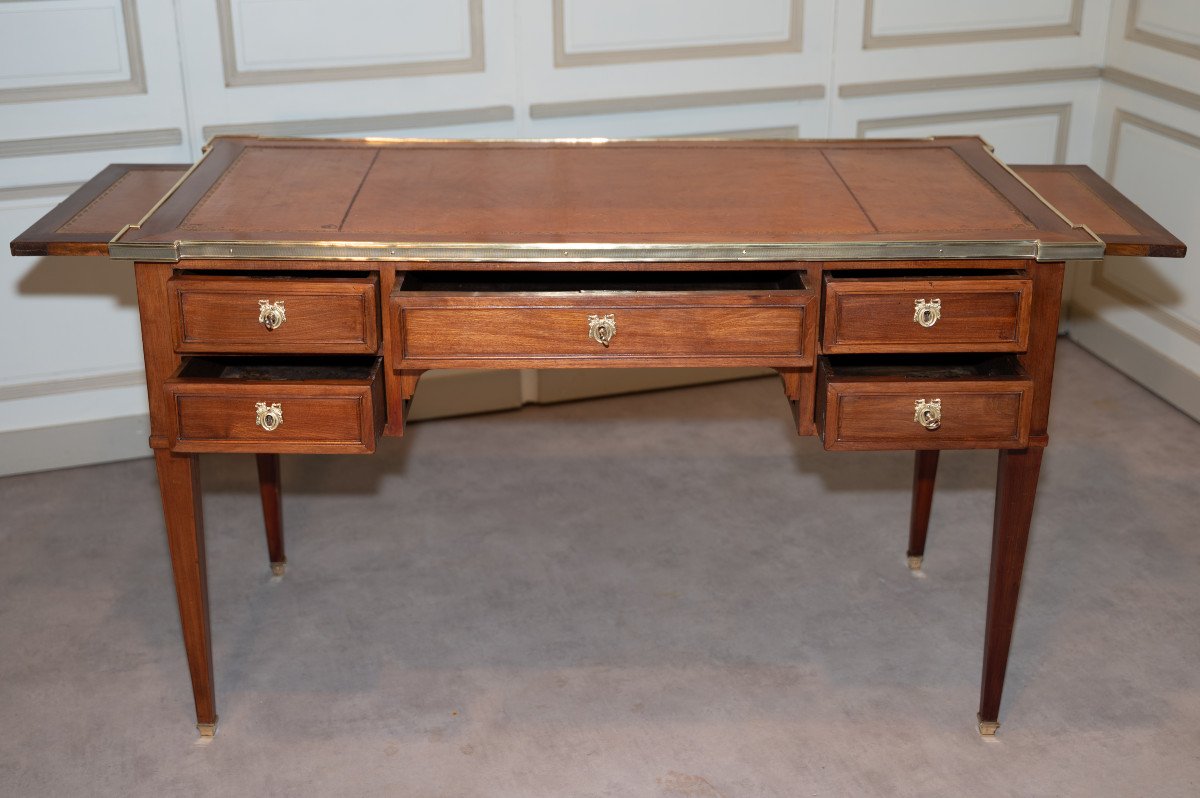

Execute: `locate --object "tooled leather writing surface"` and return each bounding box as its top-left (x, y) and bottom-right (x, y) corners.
top-left (119, 137), bottom-right (1098, 249)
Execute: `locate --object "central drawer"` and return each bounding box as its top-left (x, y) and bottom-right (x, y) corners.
top-left (390, 270), bottom-right (815, 368)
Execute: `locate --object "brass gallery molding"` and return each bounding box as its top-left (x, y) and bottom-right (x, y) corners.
top-left (839, 67), bottom-right (1100, 99)
top-left (202, 106), bottom-right (515, 140)
top-left (552, 0), bottom-right (802, 67)
top-left (857, 103), bottom-right (1073, 164)
top-left (0, 128), bottom-right (183, 159)
top-left (0, 0), bottom-right (146, 105)
top-left (106, 239), bottom-right (1105, 264)
top-left (529, 86), bottom-right (823, 120)
top-left (1092, 109), bottom-right (1200, 346)
top-left (215, 0), bottom-right (485, 87)
top-left (1124, 0), bottom-right (1200, 61)
top-left (862, 0), bottom-right (1084, 49)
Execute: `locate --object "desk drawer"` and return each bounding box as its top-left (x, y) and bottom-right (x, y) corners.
top-left (168, 275), bottom-right (379, 354)
top-left (816, 355), bottom-right (1032, 450)
top-left (390, 270), bottom-right (815, 368)
top-left (822, 273), bottom-right (1031, 353)
top-left (165, 357), bottom-right (383, 453)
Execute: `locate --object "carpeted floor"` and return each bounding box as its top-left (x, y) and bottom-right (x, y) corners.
top-left (1, 340), bottom-right (1198, 797)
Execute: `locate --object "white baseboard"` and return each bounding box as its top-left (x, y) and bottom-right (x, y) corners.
top-left (0, 414), bottom-right (152, 478)
top-left (1068, 306), bottom-right (1200, 422)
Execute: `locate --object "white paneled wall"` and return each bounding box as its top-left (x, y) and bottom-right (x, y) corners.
top-left (1069, 0), bottom-right (1200, 419)
top-left (0, 0), bottom-right (1196, 474)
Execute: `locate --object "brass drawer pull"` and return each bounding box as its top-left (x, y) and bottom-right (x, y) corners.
top-left (588, 313), bottom-right (616, 347)
top-left (913, 298), bottom-right (941, 328)
top-left (913, 398), bottom-right (941, 431)
top-left (255, 402), bottom-right (283, 432)
top-left (258, 299), bottom-right (286, 330)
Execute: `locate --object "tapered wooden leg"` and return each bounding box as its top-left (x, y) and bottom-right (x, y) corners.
top-left (256, 454), bottom-right (285, 576)
top-left (978, 447), bottom-right (1044, 736)
top-left (906, 450), bottom-right (940, 570)
top-left (154, 450), bottom-right (217, 736)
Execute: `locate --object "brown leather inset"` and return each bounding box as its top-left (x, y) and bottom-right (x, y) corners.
top-left (342, 145), bottom-right (876, 240)
top-left (181, 146), bottom-right (378, 233)
top-left (824, 147), bottom-right (1032, 233)
top-left (1017, 169), bottom-right (1141, 236)
top-left (58, 167), bottom-right (185, 234)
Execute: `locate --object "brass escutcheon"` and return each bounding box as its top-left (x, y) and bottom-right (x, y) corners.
top-left (588, 313), bottom-right (616, 347)
top-left (913, 298), bottom-right (941, 328)
top-left (255, 402), bottom-right (283, 432)
top-left (913, 398), bottom-right (941, 431)
top-left (258, 299), bottom-right (286, 330)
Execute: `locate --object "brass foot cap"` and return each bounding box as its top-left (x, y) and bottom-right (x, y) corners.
top-left (977, 714), bottom-right (1000, 737)
top-left (270, 561), bottom-right (287, 577)
top-left (197, 721), bottom-right (218, 738)
top-left (906, 555), bottom-right (923, 571)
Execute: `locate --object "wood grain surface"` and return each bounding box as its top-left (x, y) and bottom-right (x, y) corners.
top-left (816, 356), bottom-right (1033, 450)
top-left (168, 274), bottom-right (380, 354)
top-left (822, 273), bottom-right (1032, 353)
top-left (165, 357), bottom-right (383, 454)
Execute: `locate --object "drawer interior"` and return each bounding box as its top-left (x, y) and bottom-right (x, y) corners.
top-left (397, 269), bottom-right (807, 294)
top-left (175, 356), bottom-right (380, 382)
top-left (822, 353), bottom-right (1027, 381)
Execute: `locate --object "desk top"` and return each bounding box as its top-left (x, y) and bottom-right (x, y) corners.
top-left (101, 136), bottom-right (1105, 263)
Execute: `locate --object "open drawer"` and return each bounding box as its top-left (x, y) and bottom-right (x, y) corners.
top-left (816, 355), bottom-right (1033, 451)
top-left (164, 357), bottom-right (384, 454)
top-left (389, 269), bottom-right (816, 369)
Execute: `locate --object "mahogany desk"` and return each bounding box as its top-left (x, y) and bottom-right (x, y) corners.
top-left (11, 137), bottom-right (1186, 737)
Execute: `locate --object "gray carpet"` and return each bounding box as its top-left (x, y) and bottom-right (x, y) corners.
top-left (1, 340), bottom-right (1198, 797)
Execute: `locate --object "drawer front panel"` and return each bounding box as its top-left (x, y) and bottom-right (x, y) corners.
top-left (175, 395), bottom-right (368, 446)
top-left (398, 305), bottom-right (808, 365)
top-left (817, 358), bottom-right (1032, 450)
top-left (169, 276), bottom-right (379, 354)
top-left (166, 358), bottom-right (383, 454)
top-left (822, 275), bottom-right (1031, 353)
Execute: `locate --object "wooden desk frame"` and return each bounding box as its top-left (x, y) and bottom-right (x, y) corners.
top-left (11, 138), bottom-right (1186, 738)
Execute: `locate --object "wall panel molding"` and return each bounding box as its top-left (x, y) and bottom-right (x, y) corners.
top-left (202, 105), bottom-right (514, 139)
top-left (0, 370), bottom-right (144, 402)
top-left (1092, 109), bottom-right (1200, 344)
top-left (530, 85), bottom-right (822, 120)
top-left (857, 103), bottom-right (1072, 163)
top-left (1124, 0), bottom-right (1200, 60)
top-left (0, 181), bottom-right (83, 202)
top-left (862, 0), bottom-right (1083, 49)
top-left (1102, 67), bottom-right (1200, 112)
top-left (0, 0), bottom-right (146, 104)
top-left (553, 0), bottom-right (803, 67)
top-left (840, 66), bottom-right (1100, 98)
top-left (0, 127), bottom-right (182, 159)
top-left (216, 0), bottom-right (485, 87)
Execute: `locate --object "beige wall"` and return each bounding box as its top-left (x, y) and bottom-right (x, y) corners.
top-left (0, 0), bottom-right (1194, 475)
